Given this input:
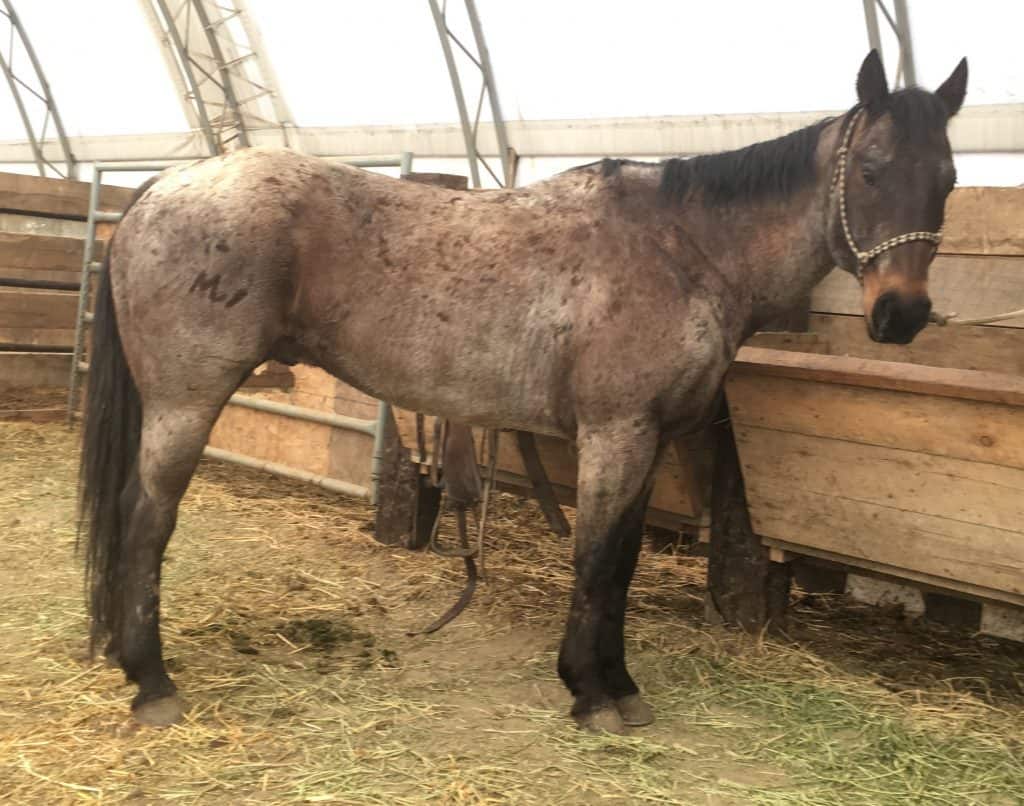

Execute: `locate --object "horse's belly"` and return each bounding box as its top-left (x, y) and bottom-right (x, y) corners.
top-left (307, 321), bottom-right (574, 438)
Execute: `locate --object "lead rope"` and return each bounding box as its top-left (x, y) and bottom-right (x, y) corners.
top-left (929, 308), bottom-right (1024, 327)
top-left (408, 423), bottom-right (500, 636)
top-left (475, 429), bottom-right (500, 579)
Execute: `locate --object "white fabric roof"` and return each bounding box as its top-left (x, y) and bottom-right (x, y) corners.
top-left (1, 0), bottom-right (1021, 184)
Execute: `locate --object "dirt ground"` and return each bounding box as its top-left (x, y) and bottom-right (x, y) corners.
top-left (1, 418), bottom-right (1023, 804)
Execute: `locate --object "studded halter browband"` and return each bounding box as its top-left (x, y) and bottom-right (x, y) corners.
top-left (831, 107), bottom-right (944, 282)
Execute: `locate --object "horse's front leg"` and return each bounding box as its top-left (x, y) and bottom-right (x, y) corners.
top-left (597, 483), bottom-right (657, 727)
top-left (558, 418), bottom-right (659, 733)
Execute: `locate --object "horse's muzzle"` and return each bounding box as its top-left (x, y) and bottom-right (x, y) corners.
top-left (869, 291), bottom-right (932, 344)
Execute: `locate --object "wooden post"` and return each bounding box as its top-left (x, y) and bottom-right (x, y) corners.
top-left (402, 172), bottom-right (470, 191)
top-left (705, 398), bottom-right (791, 632)
top-left (704, 295), bottom-right (813, 628)
top-left (372, 405), bottom-right (440, 548)
top-left (515, 430), bottom-right (571, 537)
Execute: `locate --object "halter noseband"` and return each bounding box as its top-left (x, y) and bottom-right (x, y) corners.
top-left (831, 107), bottom-right (944, 282)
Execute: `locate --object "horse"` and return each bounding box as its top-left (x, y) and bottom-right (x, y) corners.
top-left (79, 50), bottom-right (967, 733)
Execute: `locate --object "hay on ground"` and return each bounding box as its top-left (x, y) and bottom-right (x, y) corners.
top-left (1, 421), bottom-right (1023, 804)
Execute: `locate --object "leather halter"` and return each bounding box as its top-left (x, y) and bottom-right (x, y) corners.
top-left (831, 107), bottom-right (944, 282)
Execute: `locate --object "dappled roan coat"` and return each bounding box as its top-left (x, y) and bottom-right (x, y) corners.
top-left (80, 51), bottom-right (967, 733)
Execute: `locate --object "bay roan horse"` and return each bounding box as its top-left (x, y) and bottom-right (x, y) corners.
top-left (80, 51), bottom-right (967, 732)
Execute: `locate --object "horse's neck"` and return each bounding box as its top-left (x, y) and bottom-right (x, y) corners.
top-left (671, 159), bottom-right (839, 337)
top-left (737, 189), bottom-right (836, 332)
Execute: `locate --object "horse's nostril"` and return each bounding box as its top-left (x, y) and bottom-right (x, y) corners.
top-left (871, 292), bottom-right (931, 344)
top-left (907, 296), bottom-right (933, 321)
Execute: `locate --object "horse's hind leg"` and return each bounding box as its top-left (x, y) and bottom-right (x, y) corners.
top-left (558, 418), bottom-right (659, 733)
top-left (118, 398), bottom-right (238, 725)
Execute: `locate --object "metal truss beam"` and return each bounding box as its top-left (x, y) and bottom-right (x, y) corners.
top-left (0, 0), bottom-right (76, 178)
top-left (862, 0), bottom-right (917, 88)
top-left (427, 0), bottom-right (514, 187)
top-left (3, 104), bottom-right (1018, 169)
top-left (139, 0), bottom-right (297, 155)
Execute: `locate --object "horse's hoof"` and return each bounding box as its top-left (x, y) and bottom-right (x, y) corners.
top-left (575, 705), bottom-right (626, 735)
top-left (132, 695), bottom-right (184, 727)
top-left (615, 693), bottom-right (654, 727)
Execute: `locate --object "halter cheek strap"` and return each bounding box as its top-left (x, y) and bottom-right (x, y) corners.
top-left (831, 108), bottom-right (944, 282)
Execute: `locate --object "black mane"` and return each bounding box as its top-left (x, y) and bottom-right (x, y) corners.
top-left (573, 88), bottom-right (950, 209)
top-left (658, 119), bottom-right (832, 207)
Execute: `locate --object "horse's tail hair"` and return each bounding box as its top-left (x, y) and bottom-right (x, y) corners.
top-left (78, 177), bottom-right (157, 656)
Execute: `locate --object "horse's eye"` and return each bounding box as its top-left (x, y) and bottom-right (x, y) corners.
top-left (861, 165), bottom-right (877, 186)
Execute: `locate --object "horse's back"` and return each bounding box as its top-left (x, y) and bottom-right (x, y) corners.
top-left (108, 148), bottom-right (710, 436)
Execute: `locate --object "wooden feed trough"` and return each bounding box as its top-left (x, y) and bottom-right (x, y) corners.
top-left (728, 184), bottom-right (1024, 611)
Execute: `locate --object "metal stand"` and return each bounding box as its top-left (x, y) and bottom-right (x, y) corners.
top-left (427, 0), bottom-right (515, 188)
top-left (862, 0), bottom-right (917, 88)
top-left (140, 0), bottom-right (299, 153)
top-left (0, 0), bottom-right (76, 177)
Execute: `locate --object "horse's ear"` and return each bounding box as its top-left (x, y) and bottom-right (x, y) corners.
top-left (936, 57), bottom-right (968, 117)
top-left (856, 49), bottom-right (889, 108)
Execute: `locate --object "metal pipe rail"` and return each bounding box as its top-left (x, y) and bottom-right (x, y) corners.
top-left (225, 393), bottom-right (376, 436)
top-left (91, 162), bottom-right (179, 173)
top-left (220, 394), bottom-right (388, 505)
top-left (202, 446), bottom-right (371, 501)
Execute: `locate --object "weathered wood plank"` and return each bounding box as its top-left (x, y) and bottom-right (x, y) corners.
top-left (942, 187), bottom-right (1024, 257)
top-left (762, 536), bottom-right (1024, 609)
top-left (726, 372), bottom-right (1024, 470)
top-left (811, 255), bottom-right (1024, 328)
top-left (373, 405), bottom-right (433, 548)
top-left (0, 232), bottom-right (84, 272)
top-left (732, 346), bottom-right (1024, 407)
top-left (746, 480), bottom-right (1024, 600)
top-left (0, 352), bottom-right (70, 389)
top-left (0, 326), bottom-right (74, 348)
top-left (0, 171), bottom-right (135, 219)
top-left (736, 427), bottom-right (1024, 535)
top-left (745, 331), bottom-right (830, 353)
top-left (0, 267), bottom-right (81, 286)
top-left (807, 313), bottom-right (1024, 375)
top-left (0, 289), bottom-right (79, 331)
top-left (706, 406), bottom-right (790, 631)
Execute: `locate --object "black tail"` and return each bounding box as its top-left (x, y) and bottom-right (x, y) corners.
top-left (78, 179), bottom-right (155, 655)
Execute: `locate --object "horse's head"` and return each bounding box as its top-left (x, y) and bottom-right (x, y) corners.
top-left (829, 50), bottom-right (967, 344)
